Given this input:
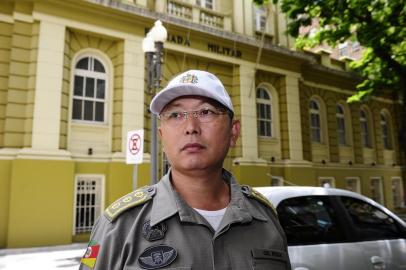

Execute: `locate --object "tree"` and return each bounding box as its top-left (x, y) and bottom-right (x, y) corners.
top-left (254, 0), bottom-right (406, 158)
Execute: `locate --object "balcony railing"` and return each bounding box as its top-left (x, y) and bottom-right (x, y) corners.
top-left (167, 1), bottom-right (192, 20)
top-left (166, 0), bottom-right (231, 31)
top-left (199, 10), bottom-right (223, 28)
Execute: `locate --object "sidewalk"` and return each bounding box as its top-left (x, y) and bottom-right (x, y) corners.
top-left (0, 243), bottom-right (87, 270)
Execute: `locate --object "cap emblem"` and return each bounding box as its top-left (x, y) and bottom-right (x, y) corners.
top-left (179, 73), bottom-right (198, 84)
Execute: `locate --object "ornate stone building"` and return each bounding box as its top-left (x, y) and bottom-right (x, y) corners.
top-left (0, 0), bottom-right (404, 248)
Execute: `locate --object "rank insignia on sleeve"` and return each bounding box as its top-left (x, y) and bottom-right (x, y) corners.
top-left (80, 240), bottom-right (100, 269)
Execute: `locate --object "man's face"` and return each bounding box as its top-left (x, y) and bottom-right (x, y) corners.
top-left (158, 96), bottom-right (240, 173)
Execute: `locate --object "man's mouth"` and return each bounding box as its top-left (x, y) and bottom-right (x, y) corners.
top-left (181, 143), bottom-right (206, 151)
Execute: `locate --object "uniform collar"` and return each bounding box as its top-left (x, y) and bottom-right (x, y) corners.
top-left (223, 170), bottom-right (267, 225)
top-left (149, 169), bottom-right (267, 227)
top-left (150, 172), bottom-right (179, 227)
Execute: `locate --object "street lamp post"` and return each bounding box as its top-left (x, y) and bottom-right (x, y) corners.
top-left (142, 20), bottom-right (167, 184)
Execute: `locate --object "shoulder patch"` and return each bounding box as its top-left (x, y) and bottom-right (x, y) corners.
top-left (105, 186), bottom-right (156, 222)
top-left (241, 185), bottom-right (277, 214)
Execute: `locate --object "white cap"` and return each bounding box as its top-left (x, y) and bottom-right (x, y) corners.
top-left (150, 70), bottom-right (234, 114)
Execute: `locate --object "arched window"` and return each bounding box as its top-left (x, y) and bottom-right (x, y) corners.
top-left (309, 99), bottom-right (321, 142)
top-left (336, 104), bottom-right (346, 145)
top-left (256, 87), bottom-right (272, 137)
top-left (380, 112), bottom-right (392, 149)
top-left (360, 109), bottom-right (370, 147)
top-left (72, 56), bottom-right (107, 123)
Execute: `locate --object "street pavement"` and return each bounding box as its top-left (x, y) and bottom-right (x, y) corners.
top-left (0, 243), bottom-right (87, 270)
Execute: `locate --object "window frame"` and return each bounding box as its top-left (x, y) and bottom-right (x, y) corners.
top-left (256, 87), bottom-right (273, 138)
top-left (380, 111), bottom-right (392, 150)
top-left (72, 174), bottom-right (105, 235)
top-left (72, 56), bottom-right (108, 125)
top-left (319, 177), bottom-right (335, 188)
top-left (391, 177), bottom-right (404, 209)
top-left (370, 177), bottom-right (384, 205)
top-left (309, 99), bottom-right (322, 143)
top-left (360, 108), bottom-right (371, 148)
top-left (336, 104), bottom-right (346, 145)
top-left (345, 177), bottom-right (361, 193)
top-left (338, 42), bottom-right (349, 57)
top-left (196, 0), bottom-right (214, 9)
top-left (254, 5), bottom-right (267, 32)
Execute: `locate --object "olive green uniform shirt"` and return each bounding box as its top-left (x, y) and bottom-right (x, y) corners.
top-left (79, 170), bottom-right (291, 270)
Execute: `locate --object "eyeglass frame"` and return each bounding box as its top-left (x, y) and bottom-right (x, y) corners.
top-left (158, 106), bottom-right (233, 124)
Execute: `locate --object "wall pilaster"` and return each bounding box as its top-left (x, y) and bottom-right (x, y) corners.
top-left (31, 20), bottom-right (65, 150)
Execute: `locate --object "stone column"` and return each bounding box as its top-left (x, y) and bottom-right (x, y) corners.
top-left (233, 0), bottom-right (244, 34)
top-left (280, 74), bottom-right (303, 161)
top-left (120, 37), bottom-right (145, 153)
top-left (31, 20), bottom-right (65, 150)
top-left (238, 65), bottom-right (260, 161)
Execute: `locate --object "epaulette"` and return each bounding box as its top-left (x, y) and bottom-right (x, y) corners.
top-left (104, 186), bottom-right (156, 222)
top-left (241, 185), bottom-right (277, 215)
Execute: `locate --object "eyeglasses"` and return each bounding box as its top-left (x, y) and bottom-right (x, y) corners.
top-left (159, 107), bottom-right (229, 125)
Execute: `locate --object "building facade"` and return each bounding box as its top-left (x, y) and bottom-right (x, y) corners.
top-left (0, 0), bottom-right (404, 248)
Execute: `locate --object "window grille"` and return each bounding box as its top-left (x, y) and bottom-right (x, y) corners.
top-left (72, 57), bottom-right (107, 123)
top-left (392, 178), bottom-right (404, 208)
top-left (319, 177), bottom-right (335, 188)
top-left (256, 88), bottom-right (272, 137)
top-left (345, 177), bottom-right (360, 193)
top-left (74, 175), bottom-right (103, 234)
top-left (370, 178), bottom-right (384, 204)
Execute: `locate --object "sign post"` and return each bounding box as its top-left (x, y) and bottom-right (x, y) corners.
top-left (126, 130), bottom-right (144, 190)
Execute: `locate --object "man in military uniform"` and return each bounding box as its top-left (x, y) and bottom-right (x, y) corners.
top-left (79, 70), bottom-right (291, 270)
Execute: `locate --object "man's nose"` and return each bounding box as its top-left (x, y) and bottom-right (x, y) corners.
top-left (184, 112), bottom-right (201, 135)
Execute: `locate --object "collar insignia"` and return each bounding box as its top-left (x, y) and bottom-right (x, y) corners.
top-left (138, 245), bottom-right (177, 269)
top-left (142, 220), bottom-right (168, 241)
top-left (179, 73), bottom-right (198, 84)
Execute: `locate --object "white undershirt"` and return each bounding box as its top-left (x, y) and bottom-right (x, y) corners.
top-left (194, 207), bottom-right (227, 231)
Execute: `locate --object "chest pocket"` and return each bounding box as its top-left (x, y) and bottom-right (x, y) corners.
top-left (251, 248), bottom-right (289, 270)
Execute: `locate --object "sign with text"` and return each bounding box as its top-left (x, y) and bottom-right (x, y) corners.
top-left (126, 130), bottom-right (144, 164)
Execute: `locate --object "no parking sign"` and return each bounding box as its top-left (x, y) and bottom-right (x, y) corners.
top-left (126, 130), bottom-right (144, 164)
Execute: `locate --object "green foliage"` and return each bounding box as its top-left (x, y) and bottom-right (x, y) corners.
top-left (255, 0), bottom-right (406, 103)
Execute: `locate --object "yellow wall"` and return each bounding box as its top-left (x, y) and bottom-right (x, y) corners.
top-left (231, 164), bottom-right (270, 186)
top-left (0, 160), bottom-right (11, 248)
top-left (7, 159), bottom-right (75, 248)
top-left (2, 158), bottom-right (151, 248)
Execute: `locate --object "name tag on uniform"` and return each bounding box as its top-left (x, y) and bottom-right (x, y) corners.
top-left (251, 248), bottom-right (288, 262)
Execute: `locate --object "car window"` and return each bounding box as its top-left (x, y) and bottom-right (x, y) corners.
top-left (340, 196), bottom-right (403, 241)
top-left (276, 196), bottom-right (346, 245)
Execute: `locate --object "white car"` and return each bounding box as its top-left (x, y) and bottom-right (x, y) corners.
top-left (255, 186), bottom-right (406, 270)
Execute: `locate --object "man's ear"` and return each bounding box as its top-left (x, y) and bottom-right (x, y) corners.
top-left (229, 120), bottom-right (240, 147)
top-left (158, 126), bottom-right (163, 138)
